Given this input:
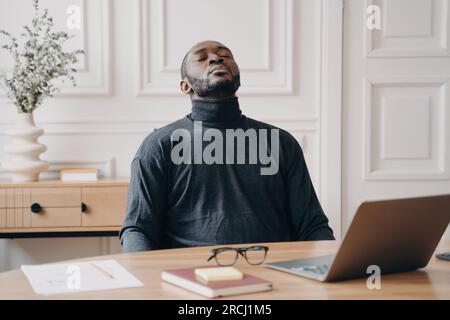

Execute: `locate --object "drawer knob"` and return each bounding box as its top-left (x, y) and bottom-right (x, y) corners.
top-left (31, 203), bottom-right (42, 214)
top-left (81, 203), bottom-right (87, 213)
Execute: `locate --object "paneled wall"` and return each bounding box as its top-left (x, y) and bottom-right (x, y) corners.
top-left (0, 0), bottom-right (342, 271)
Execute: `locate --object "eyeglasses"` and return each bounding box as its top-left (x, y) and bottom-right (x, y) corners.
top-left (207, 246), bottom-right (269, 266)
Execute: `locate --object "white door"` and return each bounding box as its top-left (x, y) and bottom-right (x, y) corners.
top-left (343, 0), bottom-right (450, 238)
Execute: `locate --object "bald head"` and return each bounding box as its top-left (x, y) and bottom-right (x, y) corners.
top-left (179, 40), bottom-right (240, 99)
top-left (180, 40), bottom-right (230, 80)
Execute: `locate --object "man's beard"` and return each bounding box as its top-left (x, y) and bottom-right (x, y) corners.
top-left (188, 73), bottom-right (240, 98)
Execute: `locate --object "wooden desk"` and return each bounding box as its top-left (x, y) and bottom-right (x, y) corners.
top-left (0, 240), bottom-right (449, 299)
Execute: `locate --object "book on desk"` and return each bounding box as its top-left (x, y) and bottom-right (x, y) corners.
top-left (161, 266), bottom-right (273, 298)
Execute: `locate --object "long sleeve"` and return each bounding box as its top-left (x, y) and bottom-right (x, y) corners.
top-left (286, 141), bottom-right (335, 241)
top-left (119, 151), bottom-right (168, 252)
top-left (121, 230), bottom-right (153, 253)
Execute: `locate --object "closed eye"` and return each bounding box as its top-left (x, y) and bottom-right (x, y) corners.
top-left (195, 53), bottom-right (208, 61)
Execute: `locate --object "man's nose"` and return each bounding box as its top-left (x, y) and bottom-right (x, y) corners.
top-left (209, 54), bottom-right (224, 65)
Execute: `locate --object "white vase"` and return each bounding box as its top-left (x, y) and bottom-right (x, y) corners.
top-left (1, 112), bottom-right (49, 182)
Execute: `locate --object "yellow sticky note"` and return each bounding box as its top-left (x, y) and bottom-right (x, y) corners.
top-left (195, 267), bottom-right (243, 282)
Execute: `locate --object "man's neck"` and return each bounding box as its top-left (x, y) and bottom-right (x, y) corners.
top-left (190, 93), bottom-right (237, 103)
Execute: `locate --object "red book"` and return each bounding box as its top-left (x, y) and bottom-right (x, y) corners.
top-left (161, 266), bottom-right (273, 298)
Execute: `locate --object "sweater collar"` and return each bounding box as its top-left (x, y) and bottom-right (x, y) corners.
top-left (189, 97), bottom-right (242, 123)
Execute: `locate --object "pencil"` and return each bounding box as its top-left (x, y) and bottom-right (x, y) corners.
top-left (90, 262), bottom-right (115, 279)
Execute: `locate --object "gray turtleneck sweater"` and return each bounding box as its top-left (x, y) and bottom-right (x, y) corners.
top-left (120, 97), bottom-right (334, 252)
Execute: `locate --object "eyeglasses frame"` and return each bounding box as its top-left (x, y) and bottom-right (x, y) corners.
top-left (206, 245), bottom-right (269, 266)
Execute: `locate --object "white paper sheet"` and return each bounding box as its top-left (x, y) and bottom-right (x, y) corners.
top-left (21, 259), bottom-right (144, 296)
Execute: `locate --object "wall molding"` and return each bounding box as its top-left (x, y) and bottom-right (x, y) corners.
top-left (0, 0), bottom-right (113, 97)
top-left (160, 0), bottom-right (272, 73)
top-left (136, 0), bottom-right (294, 96)
top-left (364, 0), bottom-right (450, 58)
top-left (60, 0), bottom-right (112, 96)
top-left (363, 76), bottom-right (450, 180)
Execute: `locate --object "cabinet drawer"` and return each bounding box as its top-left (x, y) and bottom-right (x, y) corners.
top-left (31, 207), bottom-right (81, 227)
top-left (81, 187), bottom-right (128, 227)
top-left (31, 188), bottom-right (81, 207)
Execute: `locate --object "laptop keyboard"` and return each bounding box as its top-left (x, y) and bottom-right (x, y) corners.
top-left (290, 264), bottom-right (330, 275)
top-left (436, 252), bottom-right (450, 261)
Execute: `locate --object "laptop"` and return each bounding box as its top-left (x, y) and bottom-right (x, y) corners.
top-left (265, 195), bottom-right (450, 282)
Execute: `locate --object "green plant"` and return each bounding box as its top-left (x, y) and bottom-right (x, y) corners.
top-left (0, 0), bottom-right (84, 113)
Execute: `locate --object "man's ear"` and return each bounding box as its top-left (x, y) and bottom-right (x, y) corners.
top-left (180, 79), bottom-right (193, 95)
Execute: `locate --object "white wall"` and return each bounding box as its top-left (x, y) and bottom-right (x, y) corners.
top-left (343, 0), bottom-right (450, 238)
top-left (0, 0), bottom-right (342, 271)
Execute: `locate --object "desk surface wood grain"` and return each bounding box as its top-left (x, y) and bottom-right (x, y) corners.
top-left (0, 240), bottom-right (449, 299)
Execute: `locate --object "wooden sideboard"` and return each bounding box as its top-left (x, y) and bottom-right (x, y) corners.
top-left (0, 178), bottom-right (130, 238)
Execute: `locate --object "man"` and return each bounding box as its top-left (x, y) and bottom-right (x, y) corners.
top-left (120, 40), bottom-right (334, 252)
